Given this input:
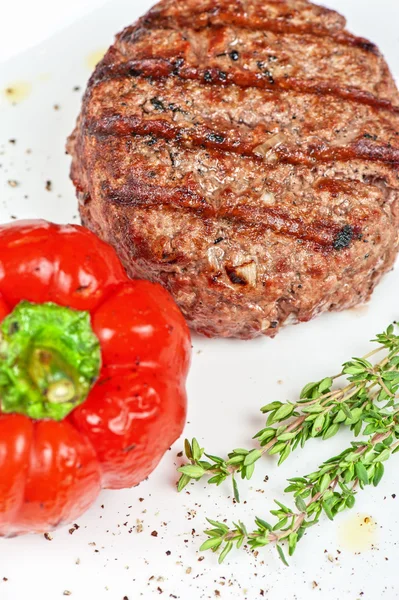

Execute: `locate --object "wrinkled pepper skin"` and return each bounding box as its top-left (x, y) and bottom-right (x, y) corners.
top-left (0, 221), bottom-right (191, 536)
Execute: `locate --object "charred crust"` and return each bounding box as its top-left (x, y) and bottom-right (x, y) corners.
top-left (129, 67), bottom-right (143, 77)
top-left (225, 265), bottom-right (247, 285)
top-left (359, 40), bottom-right (379, 54)
top-left (333, 225), bottom-right (354, 251)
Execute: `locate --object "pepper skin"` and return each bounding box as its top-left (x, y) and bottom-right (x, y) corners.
top-left (0, 221), bottom-right (191, 536)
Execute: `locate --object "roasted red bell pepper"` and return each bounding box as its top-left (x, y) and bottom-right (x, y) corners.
top-left (0, 220), bottom-right (191, 536)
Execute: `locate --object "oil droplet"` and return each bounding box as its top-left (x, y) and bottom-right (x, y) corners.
top-left (338, 513), bottom-right (377, 553)
top-left (3, 81), bottom-right (32, 104)
top-left (86, 48), bottom-right (107, 70)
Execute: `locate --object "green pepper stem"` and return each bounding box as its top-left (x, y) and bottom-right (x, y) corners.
top-left (0, 301), bottom-right (101, 421)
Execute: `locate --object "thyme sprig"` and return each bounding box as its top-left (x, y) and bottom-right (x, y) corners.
top-left (200, 410), bottom-right (399, 564)
top-left (177, 324), bottom-right (399, 564)
top-left (178, 325), bottom-right (399, 501)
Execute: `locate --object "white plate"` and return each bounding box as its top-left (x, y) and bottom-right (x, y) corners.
top-left (0, 0), bottom-right (108, 64)
top-left (1, 2), bottom-right (399, 599)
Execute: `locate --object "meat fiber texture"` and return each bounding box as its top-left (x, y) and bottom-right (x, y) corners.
top-left (68, 0), bottom-right (399, 339)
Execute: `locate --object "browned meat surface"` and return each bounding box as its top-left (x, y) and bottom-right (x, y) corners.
top-left (68, 0), bottom-right (399, 339)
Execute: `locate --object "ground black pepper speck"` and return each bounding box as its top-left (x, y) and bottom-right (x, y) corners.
top-left (69, 524), bottom-right (80, 535)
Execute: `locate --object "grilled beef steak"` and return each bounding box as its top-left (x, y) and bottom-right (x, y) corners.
top-left (68, 0), bottom-right (399, 339)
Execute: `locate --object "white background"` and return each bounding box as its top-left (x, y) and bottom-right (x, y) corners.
top-left (1, 1), bottom-right (399, 599)
top-left (0, 0), bottom-right (108, 63)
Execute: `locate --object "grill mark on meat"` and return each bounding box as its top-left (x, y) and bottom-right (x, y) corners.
top-left (288, 140), bottom-right (399, 166)
top-left (89, 114), bottom-right (260, 158)
top-left (92, 58), bottom-right (399, 115)
top-left (88, 114), bottom-right (399, 168)
top-left (90, 76), bottom-right (399, 155)
top-left (103, 178), bottom-right (364, 251)
top-left (140, 10), bottom-right (379, 55)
